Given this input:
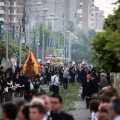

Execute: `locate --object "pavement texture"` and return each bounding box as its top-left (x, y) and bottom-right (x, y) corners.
top-left (0, 85), bottom-right (91, 120)
top-left (69, 101), bottom-right (91, 120)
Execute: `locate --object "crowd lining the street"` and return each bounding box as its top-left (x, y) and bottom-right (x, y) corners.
top-left (0, 63), bottom-right (120, 120)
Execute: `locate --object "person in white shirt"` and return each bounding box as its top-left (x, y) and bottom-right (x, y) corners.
top-left (109, 99), bottom-right (120, 120)
top-left (51, 71), bottom-right (60, 95)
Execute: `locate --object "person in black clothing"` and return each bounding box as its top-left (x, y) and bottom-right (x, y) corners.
top-left (90, 73), bottom-right (99, 95)
top-left (77, 67), bottom-right (82, 83)
top-left (2, 103), bottom-right (18, 120)
top-left (5, 72), bottom-right (13, 101)
top-left (19, 71), bottom-right (25, 97)
top-left (71, 67), bottom-right (76, 85)
top-left (24, 79), bottom-right (33, 102)
top-left (96, 72), bottom-right (100, 83)
top-left (59, 68), bottom-right (63, 85)
top-left (0, 73), bottom-right (3, 104)
top-left (50, 94), bottom-right (74, 120)
top-left (14, 72), bottom-right (21, 97)
top-left (40, 95), bottom-right (63, 120)
top-left (46, 68), bottom-right (51, 86)
top-left (80, 68), bottom-right (87, 86)
top-left (2, 73), bottom-right (8, 102)
top-left (83, 73), bottom-right (92, 109)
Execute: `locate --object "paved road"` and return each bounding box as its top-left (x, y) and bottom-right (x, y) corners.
top-left (69, 101), bottom-right (91, 120)
top-left (0, 85), bottom-right (90, 120)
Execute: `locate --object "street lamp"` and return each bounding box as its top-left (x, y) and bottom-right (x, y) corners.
top-left (6, 0), bottom-right (9, 69)
top-left (36, 2), bottom-right (42, 5)
top-left (43, 8), bottom-right (49, 12)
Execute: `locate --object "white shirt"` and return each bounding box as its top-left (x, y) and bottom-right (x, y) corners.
top-left (42, 111), bottom-right (50, 120)
top-left (114, 115), bottom-right (120, 120)
top-left (51, 75), bottom-right (60, 86)
top-left (30, 82), bottom-right (34, 90)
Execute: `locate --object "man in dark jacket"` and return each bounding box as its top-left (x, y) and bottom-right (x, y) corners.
top-left (50, 94), bottom-right (74, 120)
top-left (90, 73), bottom-right (99, 95)
top-left (40, 95), bottom-right (62, 120)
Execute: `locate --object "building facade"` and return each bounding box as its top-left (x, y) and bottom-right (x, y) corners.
top-left (25, 0), bottom-right (104, 34)
top-left (1, 0), bottom-right (25, 31)
top-left (76, 0), bottom-right (95, 35)
top-left (94, 6), bottom-right (104, 31)
top-left (0, 0), bottom-right (4, 22)
top-left (25, 0), bottom-right (78, 32)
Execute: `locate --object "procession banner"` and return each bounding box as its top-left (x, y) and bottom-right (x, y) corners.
top-left (23, 51), bottom-right (41, 79)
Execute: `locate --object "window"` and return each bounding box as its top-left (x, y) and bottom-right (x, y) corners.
top-left (0, 14), bottom-right (4, 17)
top-left (0, 0), bottom-right (4, 2)
top-left (75, 14), bottom-right (76, 18)
top-left (0, 6), bottom-right (4, 10)
top-left (92, 4), bottom-right (94, 7)
top-left (62, 13), bottom-right (64, 18)
top-left (62, 20), bottom-right (64, 25)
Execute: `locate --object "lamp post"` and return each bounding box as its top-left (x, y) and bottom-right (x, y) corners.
top-left (28, 9), bottom-right (31, 52)
top-left (36, 2), bottom-right (42, 60)
top-left (41, 8), bottom-right (49, 63)
top-left (19, 2), bottom-right (23, 67)
top-left (6, 0), bottom-right (9, 69)
top-left (45, 15), bottom-right (59, 56)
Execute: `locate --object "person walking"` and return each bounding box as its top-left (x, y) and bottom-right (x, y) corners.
top-left (59, 68), bottom-right (63, 85)
top-left (46, 68), bottom-right (51, 86)
top-left (51, 71), bottom-right (60, 95)
top-left (71, 67), bottom-right (76, 85)
top-left (63, 68), bottom-right (69, 90)
top-left (83, 73), bottom-right (92, 109)
top-left (99, 73), bottom-right (108, 90)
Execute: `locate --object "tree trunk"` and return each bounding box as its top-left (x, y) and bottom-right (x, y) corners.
top-left (112, 73), bottom-right (120, 94)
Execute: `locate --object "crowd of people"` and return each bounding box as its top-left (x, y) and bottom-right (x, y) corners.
top-left (0, 63), bottom-right (120, 120)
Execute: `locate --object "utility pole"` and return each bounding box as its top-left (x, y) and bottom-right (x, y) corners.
top-left (68, 36), bottom-right (71, 62)
top-left (63, 31), bottom-right (66, 63)
top-left (19, 2), bottom-right (23, 67)
top-left (6, 0), bottom-right (9, 69)
top-left (28, 9), bottom-right (31, 52)
top-left (42, 1), bottom-right (45, 63)
top-left (42, 18), bottom-right (45, 63)
top-left (37, 12), bottom-right (39, 60)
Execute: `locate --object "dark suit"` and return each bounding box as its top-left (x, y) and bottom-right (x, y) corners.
top-left (60, 112), bottom-right (74, 120)
top-left (47, 111), bottom-right (62, 120)
top-left (90, 78), bottom-right (99, 96)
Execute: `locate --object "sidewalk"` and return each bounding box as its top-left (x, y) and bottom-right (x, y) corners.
top-left (69, 100), bottom-right (91, 120)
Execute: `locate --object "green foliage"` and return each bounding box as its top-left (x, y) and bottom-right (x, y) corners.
top-left (47, 82), bottom-right (80, 112)
top-left (91, 2), bottom-right (120, 72)
top-left (71, 30), bottom-right (95, 63)
top-left (30, 24), bottom-right (63, 57)
top-left (0, 41), bottom-right (29, 65)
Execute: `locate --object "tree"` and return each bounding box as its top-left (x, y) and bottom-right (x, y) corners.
top-left (0, 41), bottom-right (29, 65)
top-left (30, 24), bottom-right (64, 57)
top-left (91, 1), bottom-right (120, 72)
top-left (71, 30), bottom-right (93, 63)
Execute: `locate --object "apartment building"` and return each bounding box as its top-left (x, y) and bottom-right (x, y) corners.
top-left (25, 0), bottom-right (78, 32)
top-left (3, 0), bottom-right (25, 31)
top-left (94, 6), bottom-right (104, 31)
top-left (0, 0), bottom-right (4, 22)
top-left (76, 0), bottom-right (95, 35)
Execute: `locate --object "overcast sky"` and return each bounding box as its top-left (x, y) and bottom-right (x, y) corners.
top-left (95, 0), bottom-right (117, 17)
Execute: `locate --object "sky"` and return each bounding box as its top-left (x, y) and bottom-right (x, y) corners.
top-left (95, 0), bottom-right (117, 17)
